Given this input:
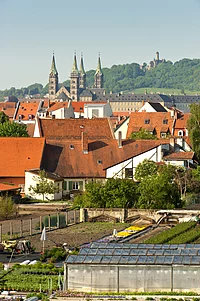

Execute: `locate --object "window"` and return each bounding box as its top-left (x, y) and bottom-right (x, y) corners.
top-left (163, 119), bottom-right (168, 124)
top-left (178, 130), bottom-right (183, 137)
top-left (161, 133), bottom-right (167, 138)
top-left (92, 109), bottom-right (99, 118)
top-left (144, 119), bottom-right (150, 124)
top-left (72, 182), bottom-right (79, 190)
top-left (28, 114), bottom-right (32, 121)
top-left (125, 168), bottom-right (133, 179)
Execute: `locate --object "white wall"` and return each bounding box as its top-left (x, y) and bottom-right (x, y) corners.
top-left (25, 171), bottom-right (63, 201)
top-left (114, 118), bottom-right (129, 139)
top-left (84, 103), bottom-right (112, 119)
top-left (106, 146), bottom-right (162, 179)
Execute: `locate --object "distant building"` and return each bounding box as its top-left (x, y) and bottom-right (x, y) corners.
top-left (48, 53), bottom-right (104, 102)
top-left (147, 51), bottom-right (166, 69)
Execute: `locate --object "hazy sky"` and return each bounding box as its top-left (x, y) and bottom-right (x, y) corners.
top-left (0, 0), bottom-right (200, 90)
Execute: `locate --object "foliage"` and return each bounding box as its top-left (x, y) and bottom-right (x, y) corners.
top-left (144, 221), bottom-right (196, 243)
top-left (168, 227), bottom-right (200, 244)
top-left (134, 159), bottom-right (158, 181)
top-left (29, 170), bottom-right (59, 201)
top-left (187, 103), bottom-right (200, 160)
top-left (0, 111), bottom-right (9, 124)
top-left (0, 121), bottom-right (29, 137)
top-left (73, 179), bottom-right (138, 209)
top-left (2, 58), bottom-right (200, 99)
top-left (129, 128), bottom-right (157, 140)
top-left (137, 172), bottom-right (181, 209)
top-left (0, 196), bottom-right (18, 219)
top-left (40, 247), bottom-right (67, 262)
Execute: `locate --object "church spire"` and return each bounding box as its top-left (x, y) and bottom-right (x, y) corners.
top-left (94, 53), bottom-right (103, 88)
top-left (50, 52), bottom-right (58, 75)
top-left (95, 53), bottom-right (103, 75)
top-left (80, 53), bottom-right (86, 75)
top-left (71, 51), bottom-right (79, 75)
top-left (79, 53), bottom-right (86, 89)
top-left (49, 52), bottom-right (58, 100)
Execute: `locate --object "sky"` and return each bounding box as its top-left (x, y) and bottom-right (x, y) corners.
top-left (0, 0), bottom-right (200, 90)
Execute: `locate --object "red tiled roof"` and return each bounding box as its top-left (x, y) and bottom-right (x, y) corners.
top-left (0, 183), bottom-right (19, 192)
top-left (0, 138), bottom-right (45, 177)
top-left (0, 102), bottom-right (16, 119)
top-left (42, 139), bottom-right (164, 178)
top-left (163, 151), bottom-right (194, 160)
top-left (15, 102), bottom-right (40, 121)
top-left (127, 112), bottom-right (174, 138)
top-left (38, 118), bottom-right (115, 140)
top-left (174, 113), bottom-right (191, 129)
top-left (48, 102), bottom-right (69, 112)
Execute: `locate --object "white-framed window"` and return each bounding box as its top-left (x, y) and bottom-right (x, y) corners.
top-left (72, 182), bottom-right (79, 190)
top-left (178, 130), bottom-right (183, 137)
top-left (161, 132), bottom-right (167, 138)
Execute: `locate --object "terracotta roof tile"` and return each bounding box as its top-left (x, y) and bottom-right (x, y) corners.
top-left (38, 118), bottom-right (115, 140)
top-left (0, 183), bottom-right (20, 191)
top-left (42, 139), bottom-right (164, 178)
top-left (163, 151), bottom-right (194, 160)
top-left (15, 102), bottom-right (40, 121)
top-left (0, 138), bottom-right (45, 177)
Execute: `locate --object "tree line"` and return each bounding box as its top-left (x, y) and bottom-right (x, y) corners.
top-left (1, 58), bottom-right (200, 101)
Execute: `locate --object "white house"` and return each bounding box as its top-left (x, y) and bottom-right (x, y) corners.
top-left (84, 102), bottom-right (113, 119)
top-left (25, 169), bottom-right (63, 201)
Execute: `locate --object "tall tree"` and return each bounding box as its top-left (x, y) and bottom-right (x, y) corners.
top-left (134, 159), bottom-right (158, 181)
top-left (187, 103), bottom-right (200, 160)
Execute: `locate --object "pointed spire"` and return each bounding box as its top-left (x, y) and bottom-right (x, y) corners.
top-left (50, 52), bottom-right (58, 75)
top-left (95, 52), bottom-right (103, 75)
top-left (79, 53), bottom-right (86, 75)
top-left (71, 51), bottom-right (79, 74)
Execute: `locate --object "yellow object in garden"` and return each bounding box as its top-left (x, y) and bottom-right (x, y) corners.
top-left (116, 231), bottom-right (131, 237)
top-left (126, 225), bottom-right (146, 232)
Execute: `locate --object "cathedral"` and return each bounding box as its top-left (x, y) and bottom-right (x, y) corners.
top-left (48, 53), bottom-right (104, 102)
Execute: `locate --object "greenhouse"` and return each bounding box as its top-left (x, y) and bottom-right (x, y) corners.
top-left (64, 243), bottom-right (200, 293)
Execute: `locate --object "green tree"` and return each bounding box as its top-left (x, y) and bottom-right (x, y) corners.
top-left (0, 121), bottom-right (29, 137)
top-left (134, 159), bottom-right (158, 181)
top-left (129, 128), bottom-right (157, 140)
top-left (29, 170), bottom-right (59, 201)
top-left (137, 173), bottom-right (180, 209)
top-left (187, 103), bottom-right (200, 160)
top-left (103, 178), bottom-right (138, 208)
top-left (0, 111), bottom-right (9, 124)
top-left (0, 196), bottom-right (18, 219)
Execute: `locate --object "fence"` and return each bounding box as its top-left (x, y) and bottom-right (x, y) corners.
top-left (0, 209), bottom-right (80, 242)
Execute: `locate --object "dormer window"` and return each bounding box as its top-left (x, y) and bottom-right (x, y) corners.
top-left (144, 119), bottom-right (150, 124)
top-left (163, 119), bottom-right (168, 124)
top-left (69, 144), bottom-right (74, 150)
top-left (28, 114), bottom-right (32, 121)
top-left (18, 115), bottom-right (22, 122)
top-left (178, 130), bottom-right (183, 137)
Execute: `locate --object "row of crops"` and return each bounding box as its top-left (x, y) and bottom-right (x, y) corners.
top-left (144, 221), bottom-right (200, 244)
top-left (0, 263), bottom-right (64, 292)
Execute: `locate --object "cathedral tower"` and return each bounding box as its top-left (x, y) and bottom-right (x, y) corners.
top-left (79, 53), bottom-right (86, 89)
top-left (70, 52), bottom-right (79, 101)
top-left (94, 54), bottom-right (103, 88)
top-left (49, 53), bottom-right (58, 100)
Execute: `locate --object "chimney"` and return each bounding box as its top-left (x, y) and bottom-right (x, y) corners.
top-left (118, 131), bottom-right (122, 148)
top-left (52, 114), bottom-right (55, 119)
top-left (82, 132), bottom-right (88, 154)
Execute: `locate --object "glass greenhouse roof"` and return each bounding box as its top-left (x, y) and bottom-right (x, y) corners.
top-left (66, 243), bottom-right (200, 265)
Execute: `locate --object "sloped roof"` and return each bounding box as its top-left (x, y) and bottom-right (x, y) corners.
top-left (0, 138), bottom-right (45, 177)
top-left (38, 118), bottom-right (115, 140)
top-left (148, 102), bottom-right (167, 112)
top-left (0, 183), bottom-right (20, 192)
top-left (48, 102), bottom-right (69, 112)
top-left (163, 151), bottom-right (194, 161)
top-left (42, 139), bottom-right (164, 178)
top-left (15, 101), bottom-right (40, 121)
top-left (126, 112), bottom-right (174, 138)
top-left (174, 113), bottom-right (191, 129)
top-left (26, 123), bottom-right (35, 137)
top-left (0, 102), bottom-right (17, 119)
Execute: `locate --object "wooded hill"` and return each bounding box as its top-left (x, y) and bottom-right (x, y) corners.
top-left (1, 58), bottom-right (200, 101)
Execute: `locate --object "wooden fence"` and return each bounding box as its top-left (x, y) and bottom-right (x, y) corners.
top-left (0, 210), bottom-right (80, 242)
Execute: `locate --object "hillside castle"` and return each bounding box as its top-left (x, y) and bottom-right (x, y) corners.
top-left (49, 53), bottom-right (104, 101)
